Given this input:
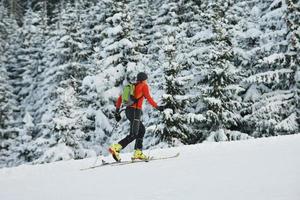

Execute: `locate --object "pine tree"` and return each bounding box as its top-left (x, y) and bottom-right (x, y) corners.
top-left (2, 3), bottom-right (52, 165)
top-left (195, 0), bottom-right (246, 142)
top-left (0, 31), bottom-right (18, 143)
top-left (148, 0), bottom-right (183, 146)
top-left (273, 0), bottom-right (300, 134)
top-left (0, 57), bottom-right (14, 144)
top-left (240, 0), bottom-right (297, 137)
top-left (148, 0), bottom-right (206, 145)
top-left (40, 2), bottom-right (90, 162)
top-left (159, 33), bottom-right (190, 145)
top-left (0, 2), bottom-right (23, 167)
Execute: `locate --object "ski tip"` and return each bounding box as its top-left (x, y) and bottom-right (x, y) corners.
top-left (102, 160), bottom-right (107, 164)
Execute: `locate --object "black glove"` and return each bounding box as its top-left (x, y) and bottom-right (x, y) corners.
top-left (157, 105), bottom-right (165, 112)
top-left (114, 109), bottom-right (121, 122)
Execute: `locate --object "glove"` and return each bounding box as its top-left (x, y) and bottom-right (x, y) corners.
top-left (114, 109), bottom-right (121, 122)
top-left (157, 105), bottom-right (165, 112)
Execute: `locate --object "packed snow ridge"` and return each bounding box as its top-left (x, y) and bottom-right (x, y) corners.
top-left (1, 134), bottom-right (300, 200)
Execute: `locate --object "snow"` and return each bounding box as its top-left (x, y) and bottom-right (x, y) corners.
top-left (262, 53), bottom-right (285, 64)
top-left (185, 113), bottom-right (205, 123)
top-left (191, 29), bottom-right (215, 42)
top-left (37, 143), bottom-right (75, 163)
top-left (244, 69), bottom-right (294, 84)
top-left (23, 112), bottom-right (34, 128)
top-left (244, 84), bottom-right (260, 102)
top-left (250, 6), bottom-right (261, 16)
top-left (245, 27), bottom-right (262, 39)
top-left (105, 25), bottom-right (123, 37)
top-left (275, 113), bottom-right (298, 133)
top-left (1, 135), bottom-right (300, 200)
top-left (205, 97), bottom-right (222, 106)
top-left (205, 129), bottom-right (228, 142)
top-left (95, 109), bottom-right (112, 131)
top-left (296, 70), bottom-right (300, 82)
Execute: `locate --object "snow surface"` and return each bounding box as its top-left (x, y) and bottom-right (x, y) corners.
top-left (1, 135), bottom-right (300, 200)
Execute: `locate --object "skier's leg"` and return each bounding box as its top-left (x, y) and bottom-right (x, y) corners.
top-left (132, 122), bottom-right (149, 160)
top-left (118, 108), bottom-right (141, 148)
top-left (134, 122), bottom-right (145, 150)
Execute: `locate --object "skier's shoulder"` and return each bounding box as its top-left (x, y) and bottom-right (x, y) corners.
top-left (136, 81), bottom-right (148, 89)
top-left (141, 81), bottom-right (150, 91)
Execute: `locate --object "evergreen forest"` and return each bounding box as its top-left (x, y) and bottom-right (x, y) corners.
top-left (0, 0), bottom-right (299, 168)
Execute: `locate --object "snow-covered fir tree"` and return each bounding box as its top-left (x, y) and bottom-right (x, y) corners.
top-left (39, 2), bottom-right (92, 162)
top-left (159, 33), bottom-right (190, 145)
top-left (147, 0), bottom-right (194, 146)
top-left (275, 0), bottom-right (300, 134)
top-left (198, 0), bottom-right (247, 142)
top-left (0, 2), bottom-right (24, 167)
top-left (4, 3), bottom-right (52, 165)
top-left (240, 0), bottom-right (298, 137)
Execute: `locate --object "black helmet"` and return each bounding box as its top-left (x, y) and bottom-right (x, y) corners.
top-left (137, 72), bottom-right (148, 82)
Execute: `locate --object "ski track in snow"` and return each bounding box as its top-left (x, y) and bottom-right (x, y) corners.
top-left (0, 135), bottom-right (300, 200)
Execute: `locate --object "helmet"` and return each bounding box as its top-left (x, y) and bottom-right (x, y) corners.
top-left (136, 72), bottom-right (148, 82)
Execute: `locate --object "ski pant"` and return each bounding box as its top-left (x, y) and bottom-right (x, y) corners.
top-left (118, 107), bottom-right (145, 150)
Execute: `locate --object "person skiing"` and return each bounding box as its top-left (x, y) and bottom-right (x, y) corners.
top-left (109, 72), bottom-right (164, 162)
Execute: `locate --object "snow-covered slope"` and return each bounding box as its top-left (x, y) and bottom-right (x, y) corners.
top-left (1, 135), bottom-right (300, 200)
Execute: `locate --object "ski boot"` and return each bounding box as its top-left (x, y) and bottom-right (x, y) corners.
top-left (131, 149), bottom-right (149, 161)
top-left (108, 144), bottom-right (122, 162)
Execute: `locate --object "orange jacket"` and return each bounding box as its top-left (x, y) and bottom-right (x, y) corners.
top-left (116, 81), bottom-right (158, 110)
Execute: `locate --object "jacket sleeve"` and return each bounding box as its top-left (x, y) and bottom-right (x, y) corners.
top-left (143, 84), bottom-right (158, 109)
top-left (115, 95), bottom-right (122, 109)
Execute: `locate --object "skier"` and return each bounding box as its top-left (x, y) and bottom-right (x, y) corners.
top-left (109, 72), bottom-right (164, 162)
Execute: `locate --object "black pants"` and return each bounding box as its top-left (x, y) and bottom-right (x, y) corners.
top-left (118, 107), bottom-right (145, 150)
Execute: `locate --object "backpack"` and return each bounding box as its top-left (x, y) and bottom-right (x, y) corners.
top-left (122, 83), bottom-right (138, 106)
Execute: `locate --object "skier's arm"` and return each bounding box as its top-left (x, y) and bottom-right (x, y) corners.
top-left (143, 84), bottom-right (158, 109)
top-left (115, 95), bottom-right (122, 110)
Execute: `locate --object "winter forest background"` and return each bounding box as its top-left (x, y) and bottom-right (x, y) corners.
top-left (0, 0), bottom-right (299, 168)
